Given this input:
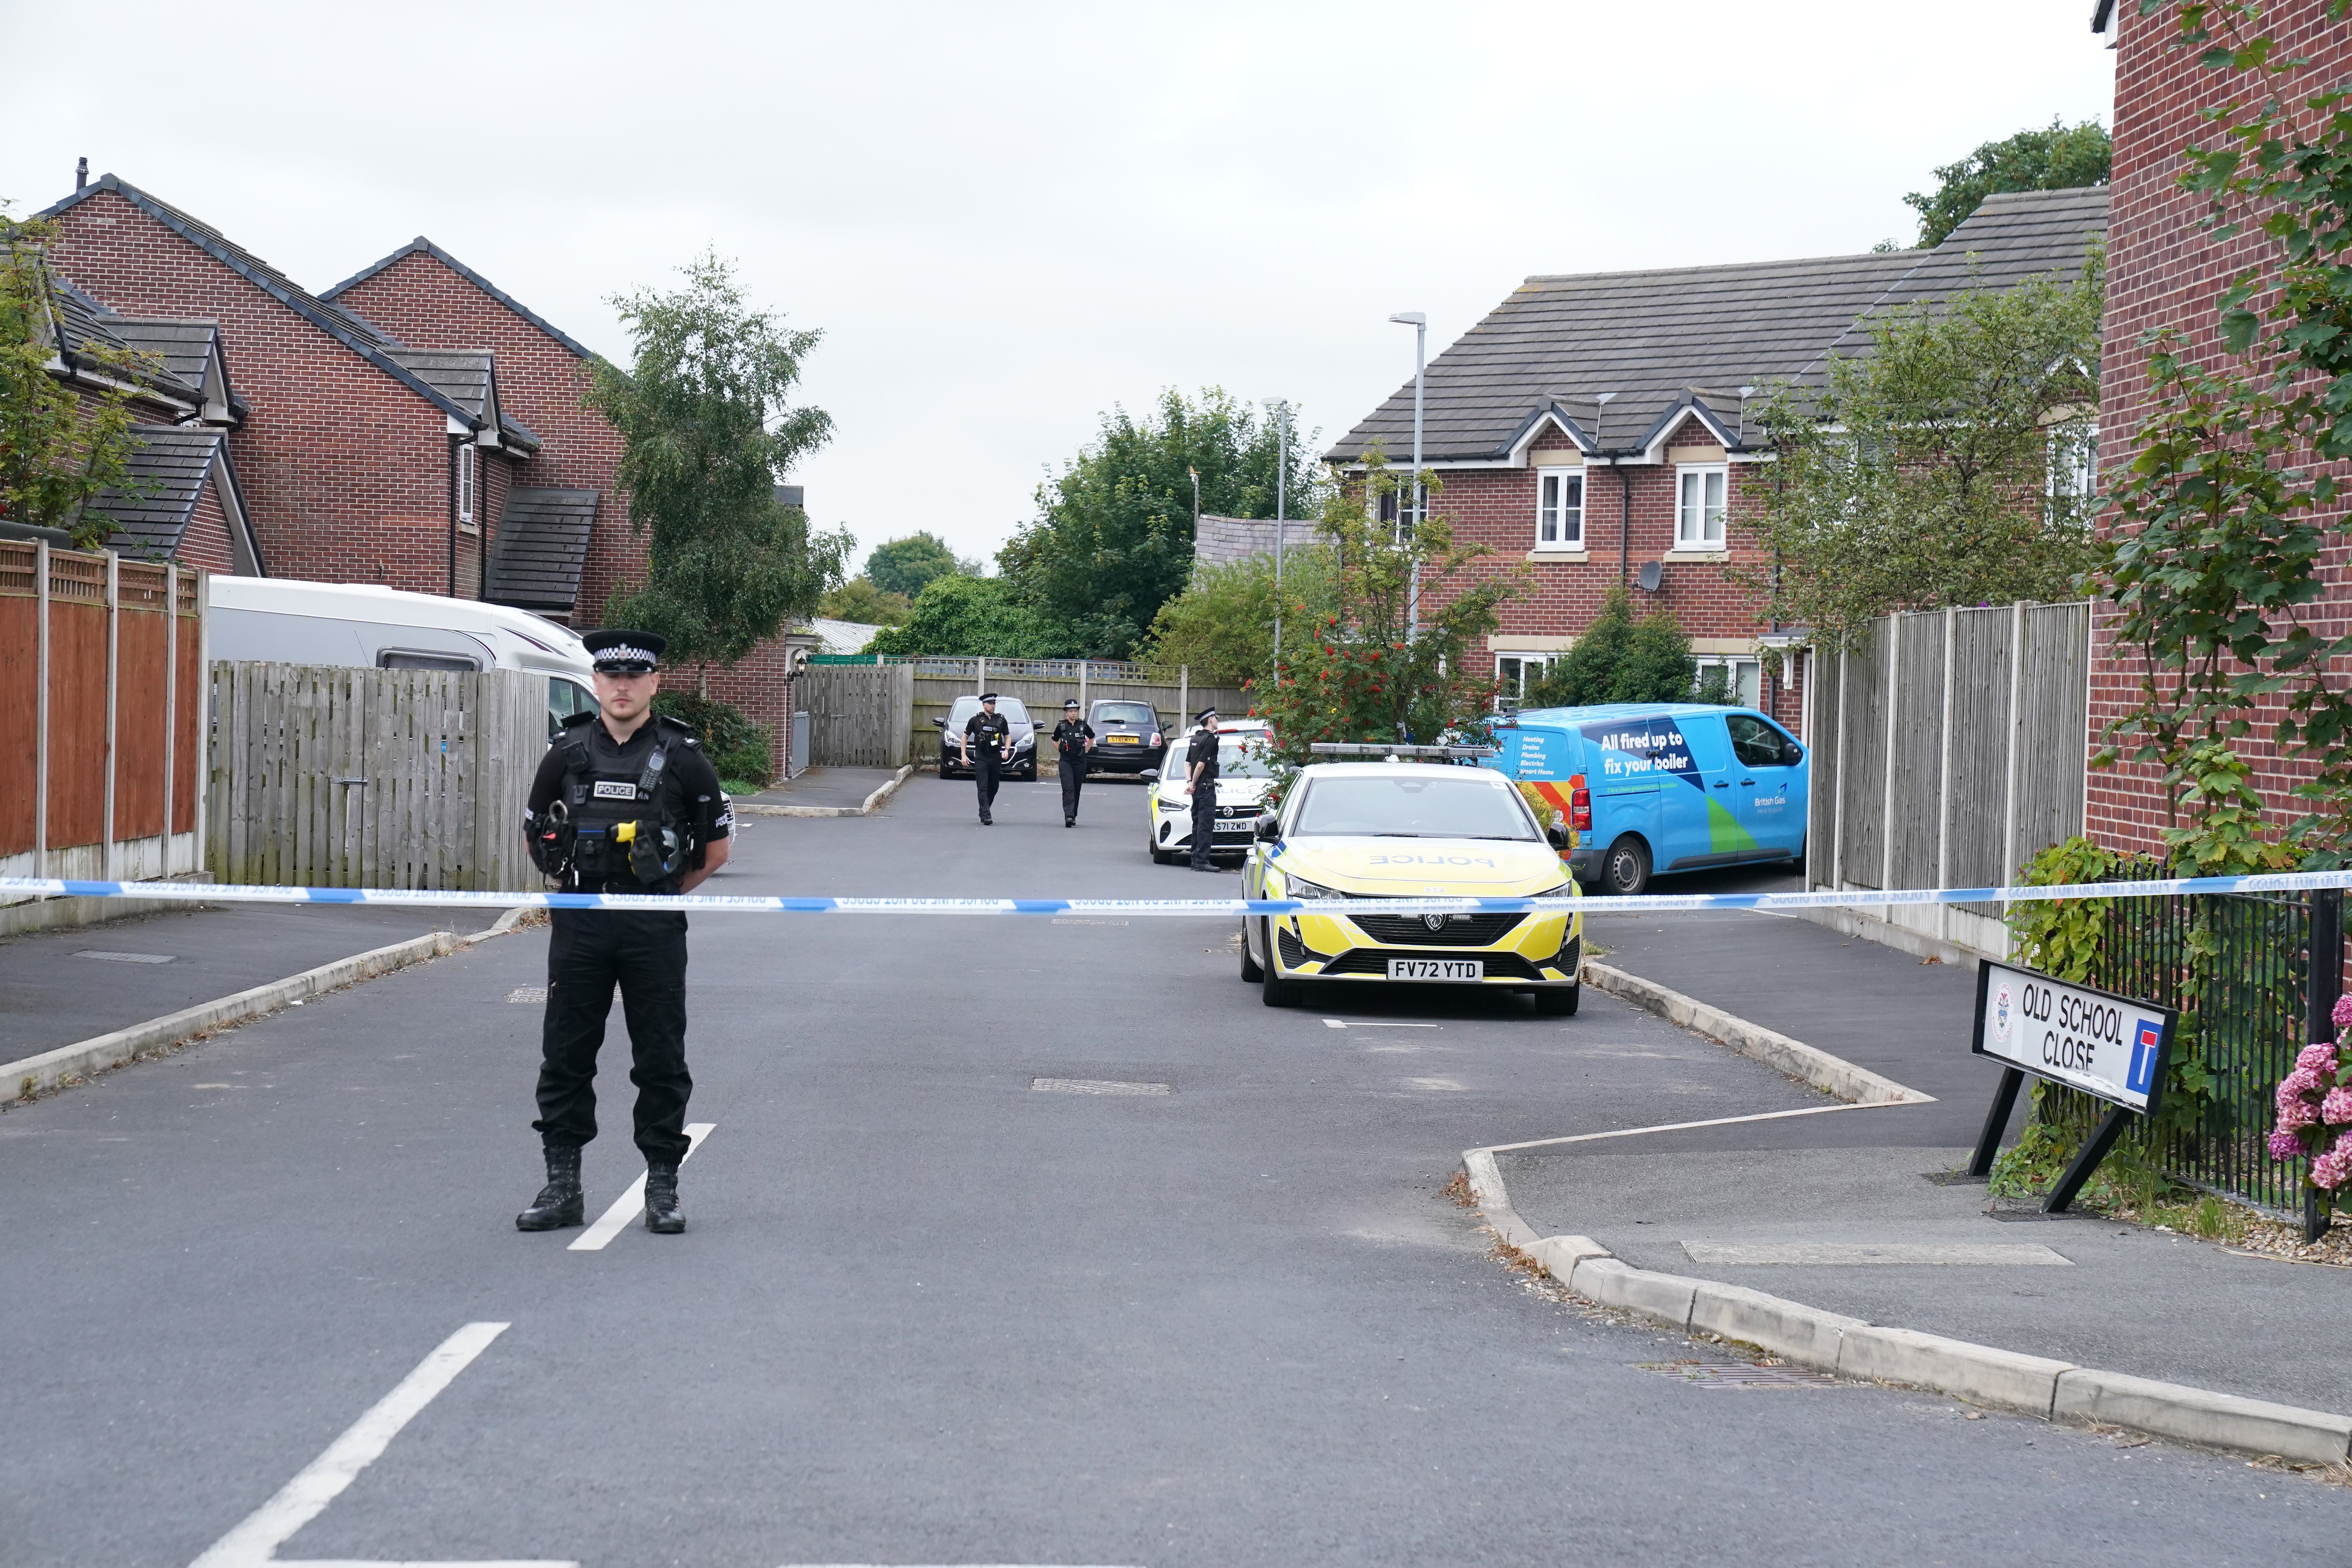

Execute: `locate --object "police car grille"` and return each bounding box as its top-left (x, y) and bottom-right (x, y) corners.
top-left (1323, 948), bottom-right (1545, 980)
top-left (1350, 913), bottom-right (1527, 947)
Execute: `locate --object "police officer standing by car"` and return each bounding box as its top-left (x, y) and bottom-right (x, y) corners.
top-left (960, 691), bottom-right (1013, 825)
top-left (515, 630), bottom-right (731, 1236)
top-left (1052, 698), bottom-right (1094, 827)
top-left (1185, 707), bottom-right (1224, 872)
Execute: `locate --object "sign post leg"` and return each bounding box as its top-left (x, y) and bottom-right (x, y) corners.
top-left (2042, 1105), bottom-right (2134, 1215)
top-left (1968, 1067), bottom-right (2026, 1179)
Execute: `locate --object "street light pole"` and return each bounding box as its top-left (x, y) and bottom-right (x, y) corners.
top-left (1390, 312), bottom-right (1426, 637)
top-left (1264, 398), bottom-right (1288, 672)
top-left (1189, 466), bottom-right (1200, 535)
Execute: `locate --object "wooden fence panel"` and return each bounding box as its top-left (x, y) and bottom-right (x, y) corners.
top-left (0, 547), bottom-right (38, 857)
top-left (113, 564), bottom-right (171, 842)
top-left (1887, 610), bottom-right (1947, 893)
top-left (2017, 603), bottom-right (2091, 860)
top-left (1947, 605), bottom-right (2017, 902)
top-left (1837, 639), bottom-right (1889, 888)
top-left (1806, 650), bottom-right (1842, 871)
top-left (207, 662), bottom-right (546, 890)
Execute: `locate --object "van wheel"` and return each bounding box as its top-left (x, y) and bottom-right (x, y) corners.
top-left (1240, 921), bottom-right (1265, 982)
top-left (1601, 835), bottom-right (1651, 897)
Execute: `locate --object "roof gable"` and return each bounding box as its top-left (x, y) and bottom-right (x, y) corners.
top-left (38, 175), bottom-right (503, 436)
top-left (322, 236), bottom-right (601, 361)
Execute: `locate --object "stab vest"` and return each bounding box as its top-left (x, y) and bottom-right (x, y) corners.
top-left (553, 712), bottom-right (698, 893)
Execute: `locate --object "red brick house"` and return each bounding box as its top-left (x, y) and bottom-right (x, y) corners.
top-left (1328, 186), bottom-right (2108, 737)
top-left (36, 174), bottom-right (813, 774)
top-left (2088, 0), bottom-right (2352, 855)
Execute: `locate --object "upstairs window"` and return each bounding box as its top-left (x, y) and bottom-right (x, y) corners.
top-left (1676, 463), bottom-right (1726, 549)
top-left (2047, 423), bottom-right (2098, 524)
top-left (457, 442), bottom-right (477, 525)
top-left (1535, 469), bottom-right (1583, 548)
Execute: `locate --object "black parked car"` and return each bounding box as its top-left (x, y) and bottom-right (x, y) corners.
top-left (934, 694), bottom-right (1040, 780)
top-left (1083, 699), bottom-right (1166, 777)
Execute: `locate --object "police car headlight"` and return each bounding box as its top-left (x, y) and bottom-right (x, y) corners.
top-left (1281, 874), bottom-right (1342, 900)
top-left (1532, 877), bottom-right (1574, 899)
top-left (1160, 793), bottom-right (1188, 812)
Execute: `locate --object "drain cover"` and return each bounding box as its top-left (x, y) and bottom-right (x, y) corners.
top-left (1031, 1077), bottom-right (1170, 1096)
top-left (507, 987), bottom-right (547, 1004)
top-left (1636, 1357), bottom-right (1839, 1389)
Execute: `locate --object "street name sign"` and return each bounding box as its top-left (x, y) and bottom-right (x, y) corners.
top-left (1972, 959), bottom-right (2177, 1116)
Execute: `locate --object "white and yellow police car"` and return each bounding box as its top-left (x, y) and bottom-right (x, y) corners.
top-left (1145, 720), bottom-right (1275, 865)
top-left (1240, 760), bottom-right (1583, 1013)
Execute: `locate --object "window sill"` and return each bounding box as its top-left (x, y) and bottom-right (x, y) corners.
top-left (457, 522), bottom-right (482, 536)
top-left (1525, 549), bottom-right (1590, 563)
top-left (1662, 548), bottom-right (1730, 563)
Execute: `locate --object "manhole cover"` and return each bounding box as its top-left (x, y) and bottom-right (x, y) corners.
top-left (1636, 1357), bottom-right (1839, 1389)
top-left (507, 987), bottom-right (547, 1004)
top-left (1030, 1077), bottom-right (1170, 1096)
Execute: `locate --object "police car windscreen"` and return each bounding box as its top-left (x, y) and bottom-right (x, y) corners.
top-left (1220, 737), bottom-right (1274, 778)
top-left (1292, 776), bottom-right (1536, 839)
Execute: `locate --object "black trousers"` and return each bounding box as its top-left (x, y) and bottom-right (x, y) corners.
top-left (974, 754), bottom-right (1003, 817)
top-left (1191, 786), bottom-right (1219, 867)
top-left (534, 906), bottom-right (692, 1163)
top-left (1059, 753), bottom-right (1085, 819)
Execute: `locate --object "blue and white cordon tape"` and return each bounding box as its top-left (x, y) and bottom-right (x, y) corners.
top-left (6, 871), bottom-right (2352, 918)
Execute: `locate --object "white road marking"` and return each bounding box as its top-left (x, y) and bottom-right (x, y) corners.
top-left (505, 987), bottom-right (546, 1004)
top-left (1322, 1019), bottom-right (1439, 1029)
top-left (74, 948), bottom-right (176, 962)
top-left (1682, 1240), bottom-right (2071, 1267)
top-left (1030, 1078), bottom-right (1171, 1096)
top-left (568, 1122), bottom-right (715, 1251)
top-left (777, 1563), bottom-right (1147, 1567)
top-left (189, 1321), bottom-right (571, 1568)
top-left (1480, 1101), bottom-right (1891, 1155)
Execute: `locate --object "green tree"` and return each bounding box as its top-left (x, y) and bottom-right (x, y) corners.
top-left (1741, 253), bottom-right (2104, 647)
top-left (1905, 118), bottom-right (2112, 249)
top-left (1, 216), bottom-right (156, 548)
top-left (1249, 455), bottom-right (1523, 762)
top-left (865, 532), bottom-right (973, 599)
top-left (818, 576), bottom-right (911, 627)
top-left (586, 251), bottom-right (850, 682)
top-left (1138, 546), bottom-right (1337, 687)
top-left (998, 388), bottom-right (1319, 660)
top-left (865, 573), bottom-right (1068, 658)
top-left (1524, 585), bottom-right (1698, 707)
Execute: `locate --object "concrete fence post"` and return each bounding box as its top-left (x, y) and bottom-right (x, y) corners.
top-left (1936, 606), bottom-right (1957, 943)
top-left (1879, 613), bottom-right (1900, 917)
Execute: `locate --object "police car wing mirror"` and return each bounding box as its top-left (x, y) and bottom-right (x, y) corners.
top-left (1546, 824), bottom-right (1571, 849)
top-left (929, 717), bottom-right (947, 728)
top-left (1140, 768), bottom-right (1159, 781)
top-left (1254, 815), bottom-right (1281, 842)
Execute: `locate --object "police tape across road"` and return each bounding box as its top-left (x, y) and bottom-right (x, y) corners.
top-left (7, 869), bottom-right (2352, 917)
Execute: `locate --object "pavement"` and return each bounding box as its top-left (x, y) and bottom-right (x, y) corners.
top-left (5, 773), bottom-right (2347, 1566)
top-left (1503, 895), bottom-right (2352, 1417)
top-left (0, 901), bottom-right (498, 1062)
top-left (741, 764), bottom-right (904, 810)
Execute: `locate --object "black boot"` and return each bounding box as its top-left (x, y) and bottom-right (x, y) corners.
top-left (515, 1144), bottom-right (583, 1231)
top-left (644, 1162), bottom-right (685, 1233)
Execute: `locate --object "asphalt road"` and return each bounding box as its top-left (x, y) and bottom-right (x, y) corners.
top-left (6, 775), bottom-right (2346, 1566)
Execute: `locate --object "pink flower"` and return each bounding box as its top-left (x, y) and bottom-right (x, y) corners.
top-left (2326, 1087), bottom-right (2352, 1126)
top-left (2298, 1043), bottom-right (2340, 1076)
top-left (2271, 1129), bottom-right (2308, 1161)
top-left (2281, 1067), bottom-right (2323, 1101)
top-left (2313, 1145), bottom-right (2352, 1191)
top-left (2334, 994), bottom-right (2352, 1029)
top-left (2279, 1098), bottom-right (2318, 1131)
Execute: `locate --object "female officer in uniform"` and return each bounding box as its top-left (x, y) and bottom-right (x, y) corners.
top-left (515, 630), bottom-right (731, 1236)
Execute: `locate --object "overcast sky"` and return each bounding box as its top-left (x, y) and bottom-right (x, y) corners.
top-left (2, 1), bottom-right (2114, 577)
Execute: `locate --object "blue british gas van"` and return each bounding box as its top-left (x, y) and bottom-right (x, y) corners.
top-left (1485, 703), bottom-right (1809, 895)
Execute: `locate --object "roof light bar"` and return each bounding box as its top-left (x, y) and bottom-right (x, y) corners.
top-left (1308, 742), bottom-right (1498, 759)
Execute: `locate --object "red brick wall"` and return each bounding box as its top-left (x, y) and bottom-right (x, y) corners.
top-left (328, 249), bottom-right (641, 621)
top-left (178, 476), bottom-right (239, 575)
top-left (47, 190), bottom-right (457, 593)
top-left (2094, 2), bottom-right (2352, 853)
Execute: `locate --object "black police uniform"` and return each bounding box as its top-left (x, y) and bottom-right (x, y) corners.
top-left (1186, 724), bottom-right (1222, 870)
top-left (526, 710), bottom-right (729, 1173)
top-left (1052, 711), bottom-right (1094, 825)
top-left (965, 704), bottom-right (1012, 823)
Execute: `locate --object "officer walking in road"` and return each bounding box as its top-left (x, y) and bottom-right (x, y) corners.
top-left (516, 630), bottom-right (732, 1236)
top-left (1052, 698), bottom-right (1094, 827)
top-left (1185, 707), bottom-right (1224, 872)
top-left (960, 691), bottom-right (1013, 825)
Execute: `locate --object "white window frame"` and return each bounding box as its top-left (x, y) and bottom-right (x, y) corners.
top-left (1692, 655), bottom-right (1761, 708)
top-left (2046, 422), bottom-right (2098, 523)
top-left (1495, 653), bottom-right (1551, 706)
top-left (457, 442), bottom-right (477, 527)
top-left (1535, 467), bottom-right (1584, 549)
top-left (1676, 463), bottom-right (1727, 550)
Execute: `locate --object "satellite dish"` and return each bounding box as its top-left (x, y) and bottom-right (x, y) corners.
top-left (1637, 561), bottom-right (1663, 593)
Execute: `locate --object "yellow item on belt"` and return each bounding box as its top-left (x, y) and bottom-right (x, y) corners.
top-left (615, 821), bottom-right (638, 844)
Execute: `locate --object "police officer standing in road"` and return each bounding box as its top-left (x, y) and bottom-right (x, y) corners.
top-left (1185, 708), bottom-right (1224, 872)
top-left (1052, 698), bottom-right (1094, 827)
top-left (961, 691), bottom-right (1013, 825)
top-left (516, 630), bottom-right (731, 1236)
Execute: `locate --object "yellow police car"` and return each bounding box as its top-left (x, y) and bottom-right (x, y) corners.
top-left (1240, 761), bottom-right (1583, 1013)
